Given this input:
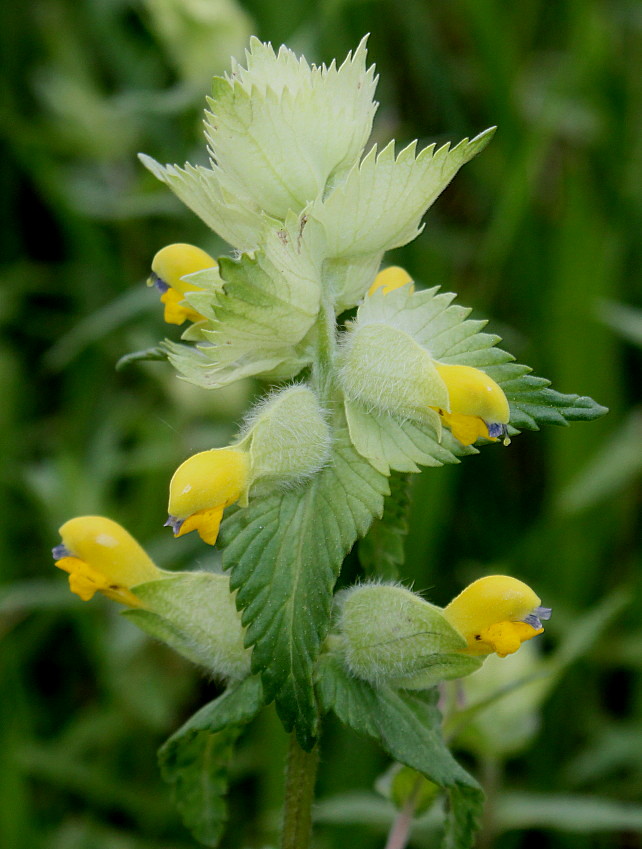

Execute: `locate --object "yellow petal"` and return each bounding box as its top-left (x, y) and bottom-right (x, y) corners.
top-left (175, 505), bottom-right (225, 545)
top-left (368, 266), bottom-right (415, 296)
top-left (151, 243), bottom-right (216, 296)
top-left (55, 552), bottom-right (147, 608)
top-left (434, 364), bottom-right (510, 428)
top-left (160, 288), bottom-right (204, 325)
top-left (168, 448), bottom-right (250, 521)
top-left (443, 575), bottom-right (544, 657)
top-left (56, 516), bottom-right (162, 592)
top-left (435, 410), bottom-right (492, 446)
top-left (475, 621), bottom-right (544, 658)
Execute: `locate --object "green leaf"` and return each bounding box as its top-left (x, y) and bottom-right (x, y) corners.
top-left (220, 419), bottom-right (388, 748)
top-left (164, 214), bottom-right (323, 389)
top-left (162, 675), bottom-right (265, 745)
top-left (115, 346), bottom-right (168, 371)
top-left (310, 128), bottom-right (495, 260)
top-left (358, 472), bottom-right (412, 580)
top-left (159, 677), bottom-right (264, 848)
top-left (354, 284), bottom-right (607, 433)
top-left (488, 369), bottom-right (607, 431)
top-left (138, 154), bottom-right (263, 251)
top-left (344, 398), bottom-right (470, 475)
top-left (317, 655), bottom-right (484, 849)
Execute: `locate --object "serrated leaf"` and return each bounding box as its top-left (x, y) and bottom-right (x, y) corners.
top-left (139, 155), bottom-right (263, 251)
top-left (354, 285), bottom-right (607, 434)
top-left (220, 419), bottom-right (388, 749)
top-left (317, 655), bottom-right (484, 849)
top-left (310, 128), bottom-right (495, 264)
top-left (344, 398), bottom-right (470, 475)
top-left (159, 677), bottom-right (264, 848)
top-left (162, 676), bottom-right (265, 747)
top-left (204, 37), bottom-right (377, 219)
top-left (164, 215), bottom-right (323, 389)
top-left (358, 472), bottom-right (411, 580)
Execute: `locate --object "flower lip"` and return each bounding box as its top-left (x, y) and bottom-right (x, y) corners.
top-left (164, 515), bottom-right (184, 535)
top-left (487, 422), bottom-right (507, 439)
top-left (523, 606), bottom-right (552, 630)
top-left (148, 271), bottom-right (170, 293)
top-left (52, 543), bottom-right (72, 560)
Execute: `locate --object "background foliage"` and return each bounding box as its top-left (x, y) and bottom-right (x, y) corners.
top-left (1, 0), bottom-right (640, 847)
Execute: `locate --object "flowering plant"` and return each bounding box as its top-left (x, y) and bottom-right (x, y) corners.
top-left (52, 37), bottom-right (605, 849)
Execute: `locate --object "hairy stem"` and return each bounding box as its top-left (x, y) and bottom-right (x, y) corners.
top-left (281, 734), bottom-right (320, 849)
top-left (311, 298), bottom-right (337, 400)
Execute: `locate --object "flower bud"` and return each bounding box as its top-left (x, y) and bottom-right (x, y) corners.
top-left (433, 363), bottom-right (510, 446)
top-left (53, 516), bottom-right (163, 607)
top-left (339, 324), bottom-right (450, 421)
top-left (167, 447), bottom-right (250, 545)
top-left (240, 385), bottom-right (331, 484)
top-left (124, 572), bottom-right (251, 682)
top-left (368, 266), bottom-right (415, 297)
top-left (443, 575), bottom-right (551, 658)
top-left (337, 584), bottom-right (480, 687)
top-left (149, 243), bottom-right (216, 325)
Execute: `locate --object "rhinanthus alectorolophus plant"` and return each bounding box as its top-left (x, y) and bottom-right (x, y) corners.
top-left (52, 37), bottom-right (606, 849)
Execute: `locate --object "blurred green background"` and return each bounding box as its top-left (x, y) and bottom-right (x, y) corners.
top-left (1, 0), bottom-right (641, 847)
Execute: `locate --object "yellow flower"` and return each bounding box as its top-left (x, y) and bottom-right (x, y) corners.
top-left (149, 243), bottom-right (216, 325)
top-left (443, 575), bottom-right (551, 658)
top-left (368, 265), bottom-right (415, 296)
top-left (53, 516), bottom-right (163, 607)
top-left (166, 447), bottom-right (251, 545)
top-left (432, 363), bottom-right (510, 446)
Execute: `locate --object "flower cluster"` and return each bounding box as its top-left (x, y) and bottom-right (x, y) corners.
top-left (51, 38), bottom-right (554, 689)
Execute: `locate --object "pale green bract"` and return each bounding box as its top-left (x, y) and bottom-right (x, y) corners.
top-left (164, 213), bottom-right (324, 387)
top-left (204, 36), bottom-right (378, 220)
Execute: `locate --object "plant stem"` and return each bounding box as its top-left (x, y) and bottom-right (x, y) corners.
top-left (476, 756), bottom-right (501, 849)
top-left (311, 298), bottom-right (337, 400)
top-left (281, 733), bottom-right (320, 849)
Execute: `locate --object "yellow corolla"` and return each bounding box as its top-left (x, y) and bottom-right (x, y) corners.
top-left (148, 243), bottom-right (216, 325)
top-left (166, 447), bottom-right (250, 545)
top-left (368, 266), bottom-right (415, 296)
top-left (443, 575), bottom-right (551, 658)
top-left (53, 516), bottom-right (163, 607)
top-left (432, 363), bottom-right (510, 446)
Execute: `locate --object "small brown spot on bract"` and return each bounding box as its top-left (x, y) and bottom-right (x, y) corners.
top-left (277, 229), bottom-right (289, 246)
top-left (297, 214), bottom-right (308, 249)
